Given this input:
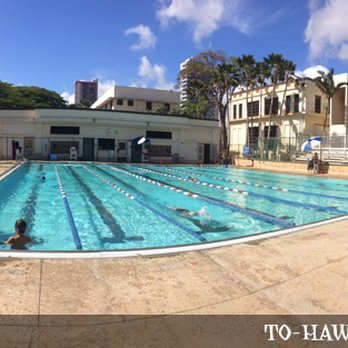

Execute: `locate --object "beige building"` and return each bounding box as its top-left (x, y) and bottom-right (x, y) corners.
top-left (229, 78), bottom-right (327, 158)
top-left (331, 73), bottom-right (348, 136)
top-left (0, 109), bottom-right (219, 164)
top-left (91, 86), bottom-right (180, 114)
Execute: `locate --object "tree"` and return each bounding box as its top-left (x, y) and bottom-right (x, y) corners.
top-left (263, 54), bottom-right (287, 136)
top-left (263, 53), bottom-right (287, 158)
top-left (179, 51), bottom-right (240, 158)
top-left (0, 81), bottom-right (67, 109)
top-left (236, 55), bottom-right (257, 148)
top-left (314, 68), bottom-right (347, 134)
top-left (276, 60), bottom-right (296, 138)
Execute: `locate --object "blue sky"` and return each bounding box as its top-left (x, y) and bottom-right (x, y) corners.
top-left (0, 0), bottom-right (347, 103)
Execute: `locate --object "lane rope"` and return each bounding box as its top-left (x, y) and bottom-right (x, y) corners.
top-left (163, 167), bottom-right (348, 202)
top-left (133, 166), bottom-right (346, 216)
top-left (110, 165), bottom-right (293, 228)
top-left (54, 166), bottom-right (82, 250)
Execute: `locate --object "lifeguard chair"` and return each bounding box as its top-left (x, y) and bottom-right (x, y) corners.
top-left (69, 146), bottom-right (78, 161)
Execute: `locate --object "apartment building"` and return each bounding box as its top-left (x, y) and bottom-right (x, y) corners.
top-left (91, 86), bottom-right (180, 114)
top-left (75, 79), bottom-right (98, 105)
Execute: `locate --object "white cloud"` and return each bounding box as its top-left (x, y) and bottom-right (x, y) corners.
top-left (97, 79), bottom-right (117, 97)
top-left (156, 0), bottom-right (249, 44)
top-left (296, 65), bottom-right (329, 79)
top-left (125, 24), bottom-right (157, 50)
top-left (305, 0), bottom-right (348, 62)
top-left (61, 91), bottom-right (75, 105)
top-left (138, 56), bottom-right (174, 90)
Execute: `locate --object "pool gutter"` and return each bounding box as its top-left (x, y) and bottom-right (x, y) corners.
top-left (1, 214), bottom-right (348, 259)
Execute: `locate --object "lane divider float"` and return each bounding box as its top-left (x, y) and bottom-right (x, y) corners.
top-left (110, 165), bottom-right (293, 228)
top-left (163, 167), bottom-right (348, 202)
top-left (54, 166), bottom-right (82, 250)
top-left (131, 166), bottom-right (347, 216)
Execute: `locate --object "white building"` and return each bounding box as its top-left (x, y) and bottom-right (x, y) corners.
top-left (0, 109), bottom-right (219, 164)
top-left (179, 58), bottom-right (191, 108)
top-left (91, 86), bottom-right (180, 114)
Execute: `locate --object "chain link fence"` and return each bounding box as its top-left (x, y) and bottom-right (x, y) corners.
top-left (230, 134), bottom-right (348, 163)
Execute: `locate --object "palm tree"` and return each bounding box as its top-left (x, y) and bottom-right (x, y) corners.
top-left (263, 53), bottom-right (286, 158)
top-left (277, 60), bottom-right (296, 137)
top-left (255, 62), bottom-right (270, 158)
top-left (236, 55), bottom-right (257, 149)
top-left (314, 68), bottom-right (348, 134)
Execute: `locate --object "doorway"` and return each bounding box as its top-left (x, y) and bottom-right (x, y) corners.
top-left (83, 138), bottom-right (94, 161)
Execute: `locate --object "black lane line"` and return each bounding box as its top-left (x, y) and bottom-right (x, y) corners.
top-left (67, 167), bottom-right (143, 244)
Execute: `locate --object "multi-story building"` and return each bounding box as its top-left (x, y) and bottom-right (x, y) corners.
top-left (179, 58), bottom-right (191, 108)
top-left (91, 85), bottom-right (180, 114)
top-left (229, 78), bottom-right (329, 158)
top-left (75, 79), bottom-right (98, 105)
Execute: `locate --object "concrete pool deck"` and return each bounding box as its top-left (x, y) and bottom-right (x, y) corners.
top-left (0, 161), bottom-right (348, 345)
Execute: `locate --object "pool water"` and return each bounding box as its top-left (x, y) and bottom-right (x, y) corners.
top-left (0, 162), bottom-right (347, 251)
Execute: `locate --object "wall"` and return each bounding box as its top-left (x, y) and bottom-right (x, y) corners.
top-left (0, 109), bottom-right (219, 163)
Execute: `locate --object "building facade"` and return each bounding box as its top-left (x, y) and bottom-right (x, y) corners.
top-left (74, 80), bottom-right (98, 105)
top-left (91, 86), bottom-right (180, 114)
top-left (229, 78), bottom-right (328, 158)
top-left (331, 73), bottom-right (348, 136)
top-left (0, 109), bottom-right (219, 164)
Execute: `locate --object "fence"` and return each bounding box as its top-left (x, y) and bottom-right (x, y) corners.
top-left (230, 134), bottom-right (348, 163)
top-left (0, 137), bottom-right (116, 162)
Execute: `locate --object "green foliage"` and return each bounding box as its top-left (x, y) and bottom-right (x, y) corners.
top-left (0, 81), bottom-right (67, 109)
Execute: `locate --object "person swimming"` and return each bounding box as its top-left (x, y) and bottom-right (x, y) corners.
top-left (168, 206), bottom-right (210, 219)
top-left (0, 219), bottom-right (32, 250)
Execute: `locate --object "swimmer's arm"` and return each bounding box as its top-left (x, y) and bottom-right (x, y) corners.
top-left (0, 236), bottom-right (15, 245)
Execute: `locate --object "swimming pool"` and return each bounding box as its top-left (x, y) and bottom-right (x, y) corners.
top-left (0, 162), bottom-right (348, 252)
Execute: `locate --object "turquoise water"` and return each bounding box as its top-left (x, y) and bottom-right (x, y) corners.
top-left (0, 162), bottom-right (347, 251)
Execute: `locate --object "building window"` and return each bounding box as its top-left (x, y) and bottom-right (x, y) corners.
top-left (128, 99), bottom-right (134, 106)
top-left (294, 94), bottom-right (299, 113)
top-left (146, 101), bottom-right (152, 110)
top-left (247, 101), bottom-right (259, 117)
top-left (248, 127), bottom-right (259, 145)
top-left (146, 131), bottom-right (172, 139)
top-left (263, 125), bottom-right (277, 138)
top-left (239, 104), bottom-right (243, 118)
top-left (285, 96), bottom-right (291, 114)
top-left (315, 95), bottom-right (321, 113)
top-left (117, 99), bottom-right (123, 106)
top-left (148, 145), bottom-right (172, 157)
top-left (50, 141), bottom-right (79, 154)
top-left (98, 138), bottom-right (115, 150)
top-left (233, 105), bottom-right (237, 119)
top-left (264, 97), bottom-right (279, 115)
top-left (50, 126), bottom-right (80, 135)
